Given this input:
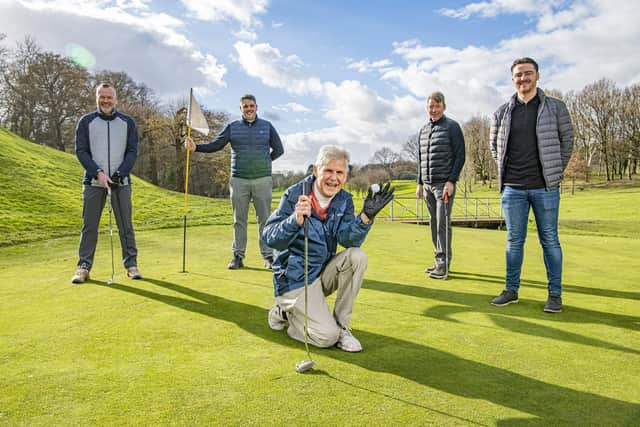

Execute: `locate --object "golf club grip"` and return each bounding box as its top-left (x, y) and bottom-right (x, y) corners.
top-left (303, 180), bottom-right (311, 237)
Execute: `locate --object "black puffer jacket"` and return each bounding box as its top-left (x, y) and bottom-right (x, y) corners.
top-left (490, 88), bottom-right (574, 191)
top-left (417, 115), bottom-right (466, 185)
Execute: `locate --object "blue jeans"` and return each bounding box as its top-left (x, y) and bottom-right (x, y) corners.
top-left (501, 186), bottom-right (562, 296)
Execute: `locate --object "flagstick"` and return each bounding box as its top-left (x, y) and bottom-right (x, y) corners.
top-left (182, 121), bottom-right (192, 273)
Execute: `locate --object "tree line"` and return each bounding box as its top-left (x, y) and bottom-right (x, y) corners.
top-left (1, 35), bottom-right (638, 199)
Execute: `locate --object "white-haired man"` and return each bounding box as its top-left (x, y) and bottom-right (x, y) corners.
top-left (262, 145), bottom-right (394, 352)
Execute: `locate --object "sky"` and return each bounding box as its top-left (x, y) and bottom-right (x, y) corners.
top-left (1, 0), bottom-right (639, 172)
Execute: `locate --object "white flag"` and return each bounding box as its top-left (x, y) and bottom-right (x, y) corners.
top-left (187, 88), bottom-right (209, 136)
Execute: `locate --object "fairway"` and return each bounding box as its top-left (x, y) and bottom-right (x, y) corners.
top-left (1, 221), bottom-right (638, 425)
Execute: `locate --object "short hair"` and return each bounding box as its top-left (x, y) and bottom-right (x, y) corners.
top-left (427, 91), bottom-right (446, 107)
top-left (240, 94), bottom-right (257, 103)
top-left (511, 57), bottom-right (539, 73)
top-left (315, 145), bottom-right (350, 171)
top-left (95, 82), bottom-right (116, 97)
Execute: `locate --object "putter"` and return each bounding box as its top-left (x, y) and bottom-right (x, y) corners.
top-left (107, 186), bottom-right (115, 285)
top-left (296, 180), bottom-right (316, 374)
top-left (444, 191), bottom-right (449, 280)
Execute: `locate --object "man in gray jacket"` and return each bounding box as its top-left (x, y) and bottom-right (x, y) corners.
top-left (416, 91), bottom-right (465, 279)
top-left (489, 57), bottom-right (573, 312)
top-left (71, 83), bottom-right (141, 283)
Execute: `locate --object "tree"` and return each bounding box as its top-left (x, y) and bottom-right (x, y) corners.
top-left (578, 79), bottom-right (620, 181)
top-left (402, 133), bottom-right (419, 163)
top-left (462, 115), bottom-right (494, 187)
top-left (370, 146), bottom-right (400, 176)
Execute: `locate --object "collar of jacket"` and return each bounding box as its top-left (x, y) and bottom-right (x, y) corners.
top-left (242, 115), bottom-right (259, 126)
top-left (97, 108), bottom-right (118, 121)
top-left (429, 114), bottom-right (446, 127)
top-left (510, 87), bottom-right (546, 108)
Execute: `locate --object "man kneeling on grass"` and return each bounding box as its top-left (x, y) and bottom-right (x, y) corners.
top-left (262, 145), bottom-right (393, 352)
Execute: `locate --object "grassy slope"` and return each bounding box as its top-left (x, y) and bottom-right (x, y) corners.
top-left (0, 128), bottom-right (231, 246)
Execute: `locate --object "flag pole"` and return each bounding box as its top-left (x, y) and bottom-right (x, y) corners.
top-left (182, 88), bottom-right (193, 273)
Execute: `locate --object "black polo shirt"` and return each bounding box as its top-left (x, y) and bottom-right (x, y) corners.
top-left (504, 95), bottom-right (545, 189)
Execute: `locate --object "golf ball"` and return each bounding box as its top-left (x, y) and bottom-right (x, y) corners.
top-left (371, 184), bottom-right (380, 193)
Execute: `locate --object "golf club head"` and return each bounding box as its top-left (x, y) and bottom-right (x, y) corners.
top-left (295, 359), bottom-right (315, 373)
top-left (107, 279), bottom-right (113, 285)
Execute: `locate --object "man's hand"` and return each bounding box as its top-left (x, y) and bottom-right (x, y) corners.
top-left (183, 136), bottom-right (196, 152)
top-left (443, 181), bottom-right (455, 199)
top-left (97, 170), bottom-right (112, 189)
top-left (361, 182), bottom-right (395, 222)
top-left (416, 184), bottom-right (423, 199)
top-left (294, 195), bottom-right (311, 225)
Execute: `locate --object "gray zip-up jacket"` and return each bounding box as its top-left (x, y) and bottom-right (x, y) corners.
top-left (75, 110), bottom-right (138, 186)
top-left (490, 88), bottom-right (573, 191)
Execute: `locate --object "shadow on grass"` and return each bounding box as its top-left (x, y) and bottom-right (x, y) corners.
top-left (94, 277), bottom-right (639, 425)
top-left (364, 279), bottom-right (640, 355)
top-left (449, 270), bottom-right (640, 301)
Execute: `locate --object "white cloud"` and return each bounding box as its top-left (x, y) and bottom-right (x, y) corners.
top-left (233, 41), bottom-right (323, 95)
top-left (347, 58), bottom-right (393, 73)
top-left (179, 0), bottom-right (269, 27)
top-left (1, 0), bottom-right (227, 95)
top-left (232, 28), bottom-right (258, 41)
top-left (384, 0), bottom-right (640, 119)
top-left (271, 21), bottom-right (283, 28)
top-left (438, 0), bottom-right (557, 19)
top-left (272, 102), bottom-right (311, 113)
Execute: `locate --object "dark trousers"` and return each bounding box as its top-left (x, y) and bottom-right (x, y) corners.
top-left (77, 185), bottom-right (138, 270)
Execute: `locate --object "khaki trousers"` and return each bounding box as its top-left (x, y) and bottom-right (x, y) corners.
top-left (275, 248), bottom-right (368, 348)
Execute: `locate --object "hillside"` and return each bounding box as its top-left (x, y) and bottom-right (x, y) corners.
top-left (0, 128), bottom-right (232, 246)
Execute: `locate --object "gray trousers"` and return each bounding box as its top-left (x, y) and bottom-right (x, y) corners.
top-left (275, 248), bottom-right (368, 348)
top-left (424, 183), bottom-right (455, 268)
top-left (77, 185), bottom-right (138, 270)
top-left (230, 176), bottom-right (273, 260)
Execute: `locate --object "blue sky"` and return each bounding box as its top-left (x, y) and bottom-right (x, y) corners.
top-left (1, 0), bottom-right (639, 171)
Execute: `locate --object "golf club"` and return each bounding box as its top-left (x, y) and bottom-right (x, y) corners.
top-left (107, 186), bottom-right (115, 285)
top-left (296, 180), bottom-right (316, 374)
top-left (444, 191), bottom-right (449, 280)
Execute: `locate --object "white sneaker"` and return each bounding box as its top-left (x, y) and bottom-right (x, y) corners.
top-left (71, 267), bottom-right (90, 284)
top-left (268, 304), bottom-right (287, 331)
top-left (336, 326), bottom-right (362, 352)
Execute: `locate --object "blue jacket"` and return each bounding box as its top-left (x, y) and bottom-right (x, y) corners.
top-left (262, 176), bottom-right (371, 296)
top-left (75, 110), bottom-right (138, 186)
top-left (195, 116), bottom-right (284, 179)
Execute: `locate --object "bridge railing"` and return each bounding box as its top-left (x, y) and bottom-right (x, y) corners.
top-left (374, 196), bottom-right (504, 222)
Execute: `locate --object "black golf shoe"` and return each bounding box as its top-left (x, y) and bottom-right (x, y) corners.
top-left (544, 295), bottom-right (563, 313)
top-left (491, 290), bottom-right (519, 306)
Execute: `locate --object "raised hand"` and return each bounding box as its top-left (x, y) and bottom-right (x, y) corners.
top-left (361, 182), bottom-right (395, 221)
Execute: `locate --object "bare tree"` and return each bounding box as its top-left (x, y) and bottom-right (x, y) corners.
top-left (578, 79), bottom-right (620, 181)
top-left (463, 115), bottom-right (494, 187)
top-left (402, 133), bottom-right (419, 162)
top-left (371, 146), bottom-right (400, 176)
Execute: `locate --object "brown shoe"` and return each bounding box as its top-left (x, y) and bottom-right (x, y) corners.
top-left (71, 268), bottom-right (90, 284)
top-left (127, 266), bottom-right (142, 279)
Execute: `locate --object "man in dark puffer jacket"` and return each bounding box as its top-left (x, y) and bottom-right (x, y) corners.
top-left (489, 57), bottom-right (573, 313)
top-left (416, 91), bottom-right (466, 279)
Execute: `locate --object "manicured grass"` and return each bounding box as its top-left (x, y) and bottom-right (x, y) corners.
top-left (1, 222), bottom-right (638, 425)
top-left (2, 128), bottom-right (639, 424)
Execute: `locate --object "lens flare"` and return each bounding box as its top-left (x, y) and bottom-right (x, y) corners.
top-left (65, 43), bottom-right (96, 68)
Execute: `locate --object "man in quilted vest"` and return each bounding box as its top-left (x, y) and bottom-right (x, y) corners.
top-left (415, 92), bottom-right (466, 279)
top-left (489, 57), bottom-right (574, 313)
top-left (184, 94), bottom-right (284, 270)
